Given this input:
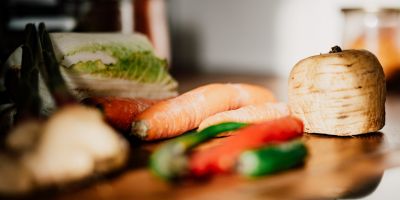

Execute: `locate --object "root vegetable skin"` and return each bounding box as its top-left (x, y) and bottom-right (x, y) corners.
top-left (82, 97), bottom-right (159, 132)
top-left (288, 49), bottom-right (386, 136)
top-left (21, 105), bottom-right (128, 187)
top-left (198, 102), bottom-right (290, 131)
top-left (25, 105), bottom-right (128, 185)
top-left (131, 83), bottom-right (276, 140)
top-left (0, 105), bottom-right (129, 194)
top-left (189, 116), bottom-right (304, 176)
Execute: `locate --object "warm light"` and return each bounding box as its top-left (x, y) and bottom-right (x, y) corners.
top-left (364, 14), bottom-right (378, 28)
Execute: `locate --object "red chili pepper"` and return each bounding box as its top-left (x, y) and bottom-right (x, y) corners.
top-left (189, 116), bottom-right (304, 177)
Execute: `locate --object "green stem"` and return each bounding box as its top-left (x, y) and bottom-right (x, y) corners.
top-left (329, 46), bottom-right (342, 53)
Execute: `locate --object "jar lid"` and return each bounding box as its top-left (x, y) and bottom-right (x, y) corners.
top-left (342, 7), bottom-right (400, 14)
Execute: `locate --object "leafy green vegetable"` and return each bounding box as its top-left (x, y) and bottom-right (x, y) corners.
top-left (69, 42), bottom-right (153, 59)
top-left (68, 49), bottom-right (174, 84)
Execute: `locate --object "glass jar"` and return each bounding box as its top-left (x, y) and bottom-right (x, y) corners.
top-left (342, 8), bottom-right (400, 87)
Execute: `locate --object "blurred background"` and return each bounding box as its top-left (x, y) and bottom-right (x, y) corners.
top-left (1, 0), bottom-right (400, 87)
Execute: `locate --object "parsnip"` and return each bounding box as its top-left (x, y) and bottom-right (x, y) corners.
top-left (288, 47), bottom-right (386, 136)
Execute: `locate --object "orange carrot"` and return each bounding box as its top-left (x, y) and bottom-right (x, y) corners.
top-left (198, 102), bottom-right (290, 131)
top-left (82, 97), bottom-right (159, 132)
top-left (189, 116), bottom-right (304, 176)
top-left (131, 83), bottom-right (275, 140)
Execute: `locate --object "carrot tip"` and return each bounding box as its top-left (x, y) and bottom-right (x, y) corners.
top-left (131, 120), bottom-right (148, 139)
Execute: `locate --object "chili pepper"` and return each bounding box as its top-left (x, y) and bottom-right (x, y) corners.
top-left (150, 122), bottom-right (247, 180)
top-left (189, 116), bottom-right (303, 176)
top-left (237, 140), bottom-right (307, 177)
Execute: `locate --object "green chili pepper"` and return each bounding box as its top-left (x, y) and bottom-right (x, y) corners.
top-left (237, 140), bottom-right (307, 177)
top-left (150, 122), bottom-right (247, 180)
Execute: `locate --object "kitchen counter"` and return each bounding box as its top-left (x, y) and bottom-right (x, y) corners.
top-left (46, 73), bottom-right (400, 200)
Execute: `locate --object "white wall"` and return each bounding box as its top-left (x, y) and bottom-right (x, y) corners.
top-left (169, 0), bottom-right (278, 74)
top-left (168, 0), bottom-right (400, 77)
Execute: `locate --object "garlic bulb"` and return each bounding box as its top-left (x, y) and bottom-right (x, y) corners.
top-left (288, 47), bottom-right (386, 136)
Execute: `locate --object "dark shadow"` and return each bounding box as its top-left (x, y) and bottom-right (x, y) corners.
top-left (340, 173), bottom-right (383, 199)
top-left (387, 70), bottom-right (400, 93)
top-left (305, 131), bottom-right (384, 138)
top-left (169, 25), bottom-right (201, 75)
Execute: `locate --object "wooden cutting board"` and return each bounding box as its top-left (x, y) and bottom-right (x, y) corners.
top-left (41, 73), bottom-right (400, 200)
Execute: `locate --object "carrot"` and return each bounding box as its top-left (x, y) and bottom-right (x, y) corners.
top-left (82, 97), bottom-right (159, 132)
top-left (198, 102), bottom-right (290, 131)
top-left (189, 116), bottom-right (303, 177)
top-left (131, 83), bottom-right (275, 140)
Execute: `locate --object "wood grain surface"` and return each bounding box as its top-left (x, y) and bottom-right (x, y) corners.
top-left (36, 73), bottom-right (400, 200)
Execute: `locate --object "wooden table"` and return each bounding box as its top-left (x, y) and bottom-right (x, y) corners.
top-left (49, 73), bottom-right (400, 200)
